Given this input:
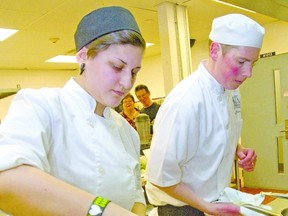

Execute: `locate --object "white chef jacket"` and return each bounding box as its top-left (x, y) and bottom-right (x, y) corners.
top-left (0, 78), bottom-right (145, 210)
top-left (145, 61), bottom-right (243, 206)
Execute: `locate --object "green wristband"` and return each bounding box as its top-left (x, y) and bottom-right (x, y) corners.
top-left (87, 196), bottom-right (110, 216)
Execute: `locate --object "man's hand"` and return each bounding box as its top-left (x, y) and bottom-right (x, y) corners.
top-left (236, 145), bottom-right (257, 172)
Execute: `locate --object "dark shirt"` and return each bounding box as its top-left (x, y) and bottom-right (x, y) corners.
top-left (140, 102), bottom-right (160, 122)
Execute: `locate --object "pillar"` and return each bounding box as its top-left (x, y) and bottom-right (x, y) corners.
top-left (157, 2), bottom-right (192, 95)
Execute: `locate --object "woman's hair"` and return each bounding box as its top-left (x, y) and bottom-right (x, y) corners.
top-left (86, 30), bottom-right (146, 59)
top-left (122, 93), bottom-right (135, 103)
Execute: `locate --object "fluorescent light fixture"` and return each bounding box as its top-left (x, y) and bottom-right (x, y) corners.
top-left (47, 43), bottom-right (155, 63)
top-left (146, 42), bottom-right (154, 47)
top-left (0, 28), bottom-right (18, 41)
top-left (213, 0), bottom-right (256, 13)
top-left (46, 55), bottom-right (77, 63)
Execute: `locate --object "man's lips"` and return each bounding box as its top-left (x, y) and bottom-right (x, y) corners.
top-left (235, 79), bottom-right (243, 85)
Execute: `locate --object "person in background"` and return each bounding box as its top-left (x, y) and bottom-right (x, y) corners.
top-left (145, 14), bottom-right (265, 216)
top-left (0, 6), bottom-right (146, 216)
top-left (120, 93), bottom-right (140, 129)
top-left (135, 84), bottom-right (160, 125)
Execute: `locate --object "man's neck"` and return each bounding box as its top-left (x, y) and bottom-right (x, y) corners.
top-left (143, 101), bottom-right (153, 108)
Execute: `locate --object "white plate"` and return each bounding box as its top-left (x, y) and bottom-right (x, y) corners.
top-left (261, 192), bottom-right (288, 199)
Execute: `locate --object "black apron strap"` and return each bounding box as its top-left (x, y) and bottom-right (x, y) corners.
top-left (157, 204), bottom-right (205, 216)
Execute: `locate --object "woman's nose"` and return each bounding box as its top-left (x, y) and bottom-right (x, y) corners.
top-left (120, 70), bottom-right (133, 89)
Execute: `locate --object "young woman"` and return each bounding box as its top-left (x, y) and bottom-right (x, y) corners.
top-left (0, 6), bottom-right (146, 216)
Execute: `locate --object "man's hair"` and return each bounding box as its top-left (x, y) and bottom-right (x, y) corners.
top-left (135, 84), bottom-right (149, 93)
top-left (208, 39), bottom-right (237, 55)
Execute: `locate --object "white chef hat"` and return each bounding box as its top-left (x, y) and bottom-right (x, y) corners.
top-left (209, 13), bottom-right (265, 48)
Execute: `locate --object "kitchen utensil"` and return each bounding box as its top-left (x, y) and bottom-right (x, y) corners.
top-left (135, 113), bottom-right (150, 145)
top-left (261, 192), bottom-right (288, 199)
top-left (234, 201), bottom-right (280, 216)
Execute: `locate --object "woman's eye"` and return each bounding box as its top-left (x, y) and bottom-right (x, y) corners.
top-left (113, 64), bottom-right (123, 71)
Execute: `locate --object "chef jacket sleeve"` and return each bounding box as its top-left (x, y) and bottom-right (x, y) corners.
top-left (146, 97), bottom-right (199, 187)
top-left (0, 89), bottom-right (52, 172)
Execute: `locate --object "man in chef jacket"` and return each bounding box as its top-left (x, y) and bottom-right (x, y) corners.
top-left (145, 13), bottom-right (265, 216)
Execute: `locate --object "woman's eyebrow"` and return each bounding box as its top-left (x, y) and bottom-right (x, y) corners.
top-left (114, 57), bottom-right (127, 65)
top-left (115, 57), bottom-right (142, 70)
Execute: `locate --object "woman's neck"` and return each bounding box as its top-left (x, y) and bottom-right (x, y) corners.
top-left (95, 103), bottom-right (105, 116)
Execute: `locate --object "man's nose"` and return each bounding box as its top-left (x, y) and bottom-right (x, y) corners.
top-left (242, 64), bottom-right (253, 78)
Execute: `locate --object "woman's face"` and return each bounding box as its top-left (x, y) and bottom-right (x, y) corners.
top-left (122, 96), bottom-right (135, 111)
top-left (214, 45), bottom-right (260, 90)
top-left (82, 44), bottom-right (143, 109)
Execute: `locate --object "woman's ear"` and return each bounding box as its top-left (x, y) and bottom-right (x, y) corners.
top-left (210, 42), bottom-right (221, 61)
top-left (76, 47), bottom-right (88, 63)
top-left (76, 47), bottom-right (88, 75)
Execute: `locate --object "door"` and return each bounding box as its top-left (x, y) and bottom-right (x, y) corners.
top-left (240, 52), bottom-right (288, 189)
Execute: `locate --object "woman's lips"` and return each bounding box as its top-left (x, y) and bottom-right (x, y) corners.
top-left (114, 90), bottom-right (125, 97)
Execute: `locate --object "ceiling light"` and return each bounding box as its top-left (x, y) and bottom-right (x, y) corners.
top-left (0, 28), bottom-right (18, 41)
top-left (146, 42), bottom-right (155, 47)
top-left (213, 0), bottom-right (256, 13)
top-left (46, 55), bottom-right (77, 63)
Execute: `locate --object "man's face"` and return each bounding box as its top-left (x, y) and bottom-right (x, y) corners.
top-left (215, 45), bottom-right (260, 90)
top-left (135, 89), bottom-right (150, 107)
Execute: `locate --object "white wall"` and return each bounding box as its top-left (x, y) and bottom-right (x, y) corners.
top-left (133, 54), bottom-right (165, 99)
top-left (0, 69), bottom-right (77, 119)
top-left (1, 20), bottom-right (288, 120)
top-left (261, 20), bottom-right (288, 55)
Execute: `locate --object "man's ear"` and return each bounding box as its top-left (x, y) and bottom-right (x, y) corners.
top-left (210, 42), bottom-right (221, 61)
top-left (76, 47), bottom-right (88, 62)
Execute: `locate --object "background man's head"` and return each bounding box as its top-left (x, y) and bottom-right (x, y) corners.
top-left (135, 84), bottom-right (152, 108)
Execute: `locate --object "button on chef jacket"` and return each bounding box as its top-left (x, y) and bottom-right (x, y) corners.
top-left (0, 78), bottom-right (145, 210)
top-left (145, 61), bottom-right (243, 206)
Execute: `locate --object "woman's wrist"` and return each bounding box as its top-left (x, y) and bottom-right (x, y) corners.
top-left (87, 196), bottom-right (110, 216)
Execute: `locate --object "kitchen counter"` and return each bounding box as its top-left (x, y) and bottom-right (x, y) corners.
top-left (268, 198), bottom-right (288, 213)
top-left (1, 196), bottom-right (287, 216)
